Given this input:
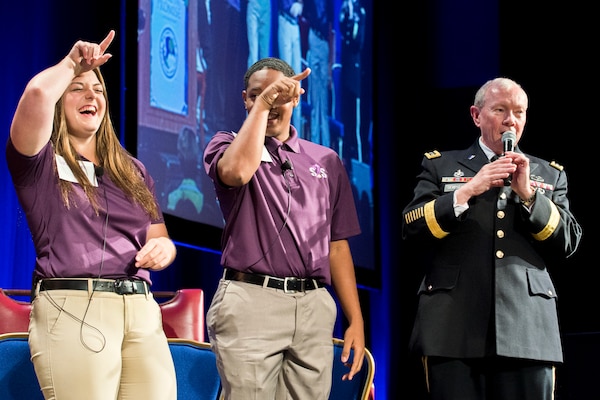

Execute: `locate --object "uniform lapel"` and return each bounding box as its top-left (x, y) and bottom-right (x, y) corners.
top-left (458, 141), bottom-right (489, 174)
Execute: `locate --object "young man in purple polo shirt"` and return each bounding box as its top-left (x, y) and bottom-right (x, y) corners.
top-left (203, 57), bottom-right (365, 399)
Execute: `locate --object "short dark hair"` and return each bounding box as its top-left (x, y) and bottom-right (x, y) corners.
top-left (244, 57), bottom-right (295, 89)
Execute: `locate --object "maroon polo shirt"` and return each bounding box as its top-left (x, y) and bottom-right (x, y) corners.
top-left (6, 139), bottom-right (162, 285)
top-left (204, 127), bottom-right (360, 285)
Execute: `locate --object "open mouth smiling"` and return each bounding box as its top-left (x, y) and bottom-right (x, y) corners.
top-left (79, 105), bottom-right (97, 116)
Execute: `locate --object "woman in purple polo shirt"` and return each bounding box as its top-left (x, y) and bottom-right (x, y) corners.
top-left (6, 30), bottom-right (177, 399)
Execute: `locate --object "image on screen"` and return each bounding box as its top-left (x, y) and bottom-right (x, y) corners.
top-left (136, 0), bottom-right (375, 275)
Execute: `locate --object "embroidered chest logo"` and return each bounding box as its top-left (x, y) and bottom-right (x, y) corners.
top-left (309, 164), bottom-right (328, 179)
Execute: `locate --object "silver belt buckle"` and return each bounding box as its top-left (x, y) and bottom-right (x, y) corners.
top-left (114, 279), bottom-right (135, 295)
top-left (283, 277), bottom-right (298, 293)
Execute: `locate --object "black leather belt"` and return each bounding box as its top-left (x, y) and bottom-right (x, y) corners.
top-left (224, 268), bottom-right (326, 293)
top-left (39, 279), bottom-right (148, 295)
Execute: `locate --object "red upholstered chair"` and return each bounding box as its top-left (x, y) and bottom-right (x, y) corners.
top-left (157, 288), bottom-right (205, 342)
top-left (0, 288), bottom-right (205, 342)
top-left (0, 289), bottom-right (31, 334)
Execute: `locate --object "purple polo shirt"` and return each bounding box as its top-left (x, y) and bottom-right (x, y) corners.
top-left (203, 127), bottom-right (361, 285)
top-left (5, 139), bottom-right (163, 285)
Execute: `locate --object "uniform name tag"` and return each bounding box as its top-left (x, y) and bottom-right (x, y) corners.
top-left (444, 183), bottom-right (464, 192)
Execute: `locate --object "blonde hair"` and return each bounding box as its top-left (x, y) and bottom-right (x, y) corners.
top-left (52, 68), bottom-right (159, 219)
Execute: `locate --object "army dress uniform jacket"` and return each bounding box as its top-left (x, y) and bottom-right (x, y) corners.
top-left (402, 140), bottom-right (582, 362)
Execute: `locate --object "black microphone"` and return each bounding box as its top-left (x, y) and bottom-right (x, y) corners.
top-left (281, 159), bottom-right (293, 172)
top-left (501, 131), bottom-right (516, 186)
top-left (95, 166), bottom-right (104, 178)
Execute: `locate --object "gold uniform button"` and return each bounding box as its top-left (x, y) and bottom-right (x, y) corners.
top-left (497, 211), bottom-right (505, 219)
top-left (496, 250), bottom-right (504, 259)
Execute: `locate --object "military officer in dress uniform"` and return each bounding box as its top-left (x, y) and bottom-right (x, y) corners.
top-left (402, 77), bottom-right (583, 400)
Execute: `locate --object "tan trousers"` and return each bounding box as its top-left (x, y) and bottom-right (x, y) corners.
top-left (29, 282), bottom-right (176, 400)
top-left (207, 279), bottom-right (337, 400)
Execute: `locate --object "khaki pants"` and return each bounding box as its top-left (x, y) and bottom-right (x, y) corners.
top-left (208, 278), bottom-right (337, 400)
top-left (29, 282), bottom-right (176, 400)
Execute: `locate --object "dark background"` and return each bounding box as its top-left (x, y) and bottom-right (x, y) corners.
top-left (1, 1), bottom-right (597, 399)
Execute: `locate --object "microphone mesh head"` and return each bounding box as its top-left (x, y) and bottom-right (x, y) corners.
top-left (501, 131), bottom-right (516, 143)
